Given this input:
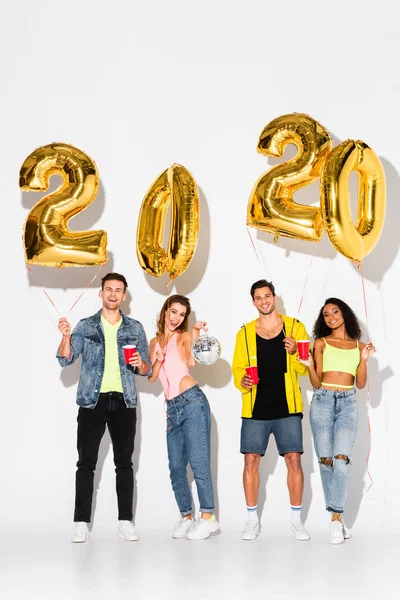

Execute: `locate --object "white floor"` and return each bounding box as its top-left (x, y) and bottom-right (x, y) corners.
top-left (1, 528), bottom-right (397, 600)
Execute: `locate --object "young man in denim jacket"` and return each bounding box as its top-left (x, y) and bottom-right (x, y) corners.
top-left (57, 272), bottom-right (151, 543)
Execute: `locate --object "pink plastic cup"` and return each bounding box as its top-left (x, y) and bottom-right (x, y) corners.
top-left (298, 340), bottom-right (310, 360)
top-left (245, 366), bottom-right (259, 384)
top-left (123, 345), bottom-right (137, 364)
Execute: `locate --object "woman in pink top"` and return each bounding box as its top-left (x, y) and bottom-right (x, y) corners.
top-left (149, 294), bottom-right (219, 540)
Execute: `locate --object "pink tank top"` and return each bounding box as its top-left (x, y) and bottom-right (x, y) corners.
top-left (155, 334), bottom-right (191, 400)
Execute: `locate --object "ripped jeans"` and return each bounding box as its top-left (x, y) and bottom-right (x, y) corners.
top-left (310, 388), bottom-right (358, 513)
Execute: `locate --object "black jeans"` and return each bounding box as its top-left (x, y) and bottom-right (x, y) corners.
top-left (74, 392), bottom-right (137, 523)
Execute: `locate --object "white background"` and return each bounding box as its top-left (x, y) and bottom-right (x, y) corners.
top-left (1, 0), bottom-right (399, 538)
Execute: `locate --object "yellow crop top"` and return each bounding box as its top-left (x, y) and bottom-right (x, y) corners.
top-left (322, 338), bottom-right (360, 377)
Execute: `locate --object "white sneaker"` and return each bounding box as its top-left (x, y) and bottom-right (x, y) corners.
top-left (342, 521), bottom-right (352, 539)
top-left (329, 521), bottom-right (345, 545)
top-left (172, 517), bottom-right (194, 539)
top-left (241, 521), bottom-right (260, 541)
top-left (119, 520), bottom-right (139, 541)
top-left (186, 516), bottom-right (219, 540)
top-left (291, 522), bottom-right (311, 541)
top-left (71, 522), bottom-right (89, 543)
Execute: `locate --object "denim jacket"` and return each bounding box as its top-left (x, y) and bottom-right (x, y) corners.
top-left (56, 309), bottom-right (151, 408)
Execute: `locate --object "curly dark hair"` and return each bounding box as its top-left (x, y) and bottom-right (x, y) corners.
top-left (156, 295), bottom-right (191, 340)
top-left (312, 297), bottom-right (362, 340)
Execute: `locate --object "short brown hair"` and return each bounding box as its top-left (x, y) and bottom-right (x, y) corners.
top-left (101, 273), bottom-right (128, 292)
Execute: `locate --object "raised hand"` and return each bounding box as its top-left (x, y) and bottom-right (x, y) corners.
top-left (361, 341), bottom-right (376, 361)
top-left (193, 320), bottom-right (208, 332)
top-left (58, 317), bottom-right (71, 337)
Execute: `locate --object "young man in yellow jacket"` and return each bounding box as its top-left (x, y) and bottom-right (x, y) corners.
top-left (232, 279), bottom-right (310, 541)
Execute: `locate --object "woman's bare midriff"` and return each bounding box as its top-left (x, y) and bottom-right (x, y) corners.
top-left (321, 370), bottom-right (355, 391)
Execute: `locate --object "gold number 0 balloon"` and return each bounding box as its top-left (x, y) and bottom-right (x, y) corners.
top-left (247, 113), bottom-right (332, 242)
top-left (136, 164), bottom-right (199, 280)
top-left (320, 140), bottom-right (386, 263)
top-left (20, 143), bottom-right (107, 267)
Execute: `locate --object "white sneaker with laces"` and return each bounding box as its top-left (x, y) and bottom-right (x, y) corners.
top-left (71, 522), bottom-right (89, 543)
top-left (172, 517), bottom-right (193, 539)
top-left (241, 521), bottom-right (260, 541)
top-left (291, 522), bottom-right (311, 541)
top-left (329, 520), bottom-right (345, 544)
top-left (186, 516), bottom-right (219, 540)
top-left (119, 520), bottom-right (139, 541)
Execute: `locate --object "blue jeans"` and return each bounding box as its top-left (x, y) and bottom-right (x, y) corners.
top-left (310, 388), bottom-right (358, 513)
top-left (166, 385), bottom-right (215, 515)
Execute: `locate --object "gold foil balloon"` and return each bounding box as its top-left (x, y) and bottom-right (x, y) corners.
top-left (136, 164), bottom-right (199, 280)
top-left (247, 113), bottom-right (332, 242)
top-left (320, 140), bottom-right (386, 263)
top-left (20, 143), bottom-right (107, 267)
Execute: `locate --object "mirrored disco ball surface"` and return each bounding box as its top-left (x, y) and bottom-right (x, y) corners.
top-left (192, 334), bottom-right (222, 365)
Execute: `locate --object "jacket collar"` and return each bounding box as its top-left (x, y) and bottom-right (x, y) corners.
top-left (244, 314), bottom-right (295, 332)
top-left (89, 308), bottom-right (132, 328)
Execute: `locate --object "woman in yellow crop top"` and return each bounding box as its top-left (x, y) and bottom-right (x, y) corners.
top-left (301, 298), bottom-right (375, 545)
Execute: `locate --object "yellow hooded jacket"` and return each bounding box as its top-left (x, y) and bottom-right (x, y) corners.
top-left (232, 316), bottom-right (308, 418)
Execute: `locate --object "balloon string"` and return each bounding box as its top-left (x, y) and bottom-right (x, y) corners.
top-left (27, 265), bottom-right (104, 317)
top-left (296, 245), bottom-right (316, 319)
top-left (26, 266), bottom-right (62, 317)
top-left (164, 398), bottom-right (174, 433)
top-left (42, 288), bottom-right (62, 317)
top-left (159, 335), bottom-right (174, 432)
top-left (359, 261), bottom-right (373, 492)
top-left (359, 262), bottom-right (370, 334)
top-left (289, 243), bottom-right (317, 336)
top-left (68, 265), bottom-right (104, 313)
top-left (246, 227), bottom-right (261, 262)
top-left (245, 228), bottom-right (316, 335)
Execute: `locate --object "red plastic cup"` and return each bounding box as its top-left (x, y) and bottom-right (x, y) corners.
top-left (123, 345), bottom-right (137, 364)
top-left (245, 366), bottom-right (259, 384)
top-left (297, 340), bottom-right (310, 360)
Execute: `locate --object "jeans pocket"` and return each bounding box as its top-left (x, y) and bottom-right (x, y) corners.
top-left (312, 389), bottom-right (324, 401)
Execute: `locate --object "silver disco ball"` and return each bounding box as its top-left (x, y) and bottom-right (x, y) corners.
top-left (192, 333), bottom-right (222, 365)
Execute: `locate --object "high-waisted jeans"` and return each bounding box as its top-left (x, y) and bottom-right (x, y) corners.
top-left (166, 384), bottom-right (215, 515)
top-left (310, 387), bottom-right (358, 514)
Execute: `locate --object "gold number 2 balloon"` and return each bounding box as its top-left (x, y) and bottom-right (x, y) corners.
top-left (20, 143), bottom-right (107, 267)
top-left (247, 113), bottom-right (332, 242)
top-left (320, 140), bottom-right (386, 263)
top-left (136, 164), bottom-right (199, 280)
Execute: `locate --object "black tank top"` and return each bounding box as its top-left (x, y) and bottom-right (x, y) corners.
top-left (251, 331), bottom-right (289, 420)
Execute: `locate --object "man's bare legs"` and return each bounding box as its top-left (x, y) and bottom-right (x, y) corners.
top-left (284, 452), bottom-right (310, 540)
top-left (241, 453), bottom-right (261, 540)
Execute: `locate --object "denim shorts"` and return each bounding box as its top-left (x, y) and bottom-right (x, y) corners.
top-left (240, 415), bottom-right (303, 456)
